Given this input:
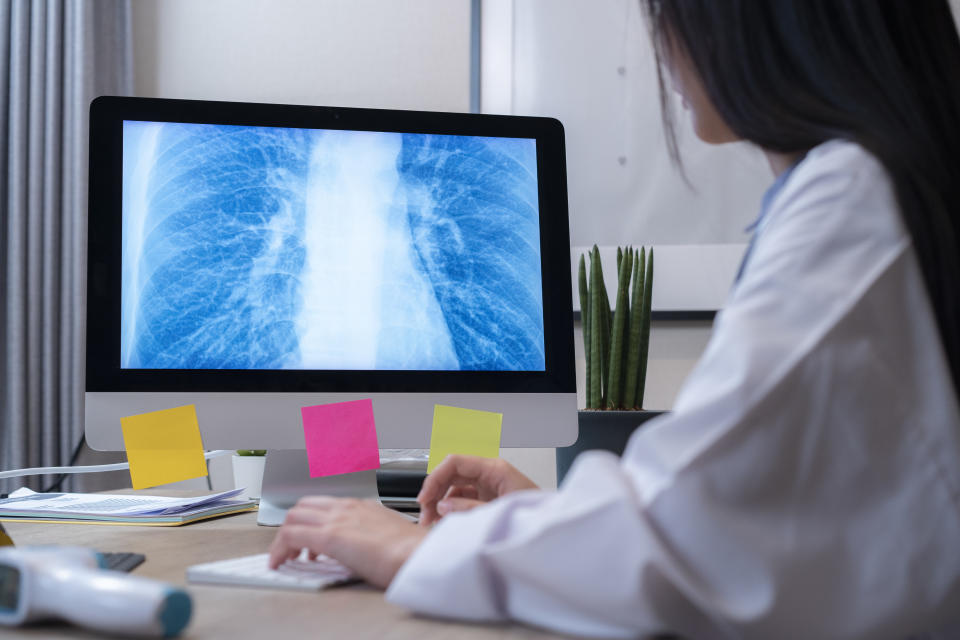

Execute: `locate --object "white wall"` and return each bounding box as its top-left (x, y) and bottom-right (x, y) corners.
top-left (131, 0), bottom-right (471, 111)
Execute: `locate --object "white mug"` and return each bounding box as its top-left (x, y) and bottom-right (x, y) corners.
top-left (231, 455), bottom-right (266, 501)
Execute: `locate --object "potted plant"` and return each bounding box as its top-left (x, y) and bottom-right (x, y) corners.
top-left (556, 245), bottom-right (665, 483)
top-left (232, 449), bottom-right (267, 500)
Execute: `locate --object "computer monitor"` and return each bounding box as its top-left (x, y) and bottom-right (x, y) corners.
top-left (85, 96), bottom-right (577, 477)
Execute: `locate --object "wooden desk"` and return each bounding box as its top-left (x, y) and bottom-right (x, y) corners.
top-left (3, 495), bottom-right (570, 640)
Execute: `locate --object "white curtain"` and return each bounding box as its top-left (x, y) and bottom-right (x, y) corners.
top-left (0, 0), bottom-right (132, 492)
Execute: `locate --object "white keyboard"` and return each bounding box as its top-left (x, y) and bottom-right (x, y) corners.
top-left (186, 551), bottom-right (356, 591)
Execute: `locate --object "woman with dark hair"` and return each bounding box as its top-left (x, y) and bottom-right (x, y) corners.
top-left (268, 2), bottom-right (960, 637)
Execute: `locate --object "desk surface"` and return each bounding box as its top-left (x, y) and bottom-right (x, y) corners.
top-left (3, 492), bottom-right (571, 640)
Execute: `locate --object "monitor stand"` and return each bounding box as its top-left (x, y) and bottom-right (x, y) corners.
top-left (256, 450), bottom-right (380, 526)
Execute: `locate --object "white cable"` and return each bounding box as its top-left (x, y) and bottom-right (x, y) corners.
top-left (0, 450), bottom-right (232, 480)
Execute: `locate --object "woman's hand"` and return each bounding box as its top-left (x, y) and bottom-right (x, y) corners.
top-left (417, 455), bottom-right (539, 526)
top-left (267, 497), bottom-right (427, 589)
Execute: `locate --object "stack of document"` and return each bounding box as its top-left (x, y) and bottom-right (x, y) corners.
top-left (0, 488), bottom-right (256, 526)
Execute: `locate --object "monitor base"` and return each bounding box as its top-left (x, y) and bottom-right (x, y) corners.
top-left (256, 450), bottom-right (379, 526)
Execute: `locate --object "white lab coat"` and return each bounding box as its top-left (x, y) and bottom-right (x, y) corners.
top-left (385, 141), bottom-right (960, 639)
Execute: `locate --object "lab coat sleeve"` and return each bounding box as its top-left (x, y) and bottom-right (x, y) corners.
top-left (386, 449), bottom-right (706, 638)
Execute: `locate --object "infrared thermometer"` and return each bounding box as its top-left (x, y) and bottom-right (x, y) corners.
top-left (0, 546), bottom-right (191, 637)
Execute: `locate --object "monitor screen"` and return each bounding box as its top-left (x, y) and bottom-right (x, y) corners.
top-left (120, 121), bottom-right (544, 372)
top-left (86, 97), bottom-right (576, 452)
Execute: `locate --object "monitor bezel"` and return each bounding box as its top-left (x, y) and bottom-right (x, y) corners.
top-left (86, 96), bottom-right (575, 394)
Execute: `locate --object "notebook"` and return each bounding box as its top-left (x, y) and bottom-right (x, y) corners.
top-left (0, 488), bottom-right (257, 526)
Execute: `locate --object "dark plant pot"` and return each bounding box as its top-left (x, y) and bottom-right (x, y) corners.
top-left (556, 410), bottom-right (666, 485)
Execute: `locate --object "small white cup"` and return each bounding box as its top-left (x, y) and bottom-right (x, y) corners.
top-left (231, 454), bottom-right (266, 501)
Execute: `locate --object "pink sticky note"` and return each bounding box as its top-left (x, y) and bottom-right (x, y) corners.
top-left (301, 399), bottom-right (381, 478)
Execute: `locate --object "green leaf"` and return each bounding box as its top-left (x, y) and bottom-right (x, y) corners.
top-left (578, 253), bottom-right (590, 371)
top-left (636, 248), bottom-right (653, 408)
top-left (595, 247), bottom-right (612, 407)
top-left (624, 247), bottom-right (644, 409)
top-left (607, 246), bottom-right (632, 409)
top-left (588, 249), bottom-right (603, 409)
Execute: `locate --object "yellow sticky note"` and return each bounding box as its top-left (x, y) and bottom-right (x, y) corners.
top-left (120, 404), bottom-right (208, 490)
top-left (427, 405), bottom-right (503, 473)
top-left (0, 523), bottom-right (13, 547)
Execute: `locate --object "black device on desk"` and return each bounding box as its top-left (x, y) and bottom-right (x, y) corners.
top-left (102, 552), bottom-right (146, 572)
top-left (377, 469), bottom-right (425, 512)
top-left (2, 519), bottom-right (144, 571)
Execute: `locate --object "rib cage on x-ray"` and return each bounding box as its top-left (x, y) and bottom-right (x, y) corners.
top-left (120, 121), bottom-right (545, 372)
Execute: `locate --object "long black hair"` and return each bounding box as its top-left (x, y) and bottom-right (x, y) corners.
top-left (643, 0), bottom-right (960, 401)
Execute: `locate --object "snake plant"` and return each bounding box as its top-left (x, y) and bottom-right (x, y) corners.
top-left (579, 245), bottom-right (653, 410)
